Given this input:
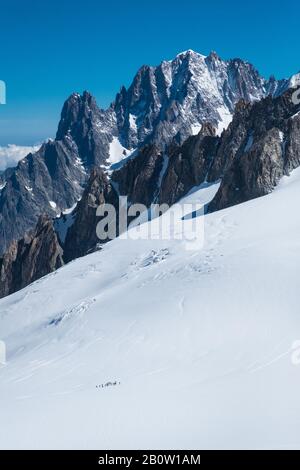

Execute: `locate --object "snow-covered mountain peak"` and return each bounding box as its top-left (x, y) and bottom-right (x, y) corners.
top-left (51, 51), bottom-right (298, 170)
top-left (175, 49), bottom-right (207, 60)
top-left (52, 52), bottom-right (295, 167)
top-left (111, 50), bottom-right (276, 150)
top-left (289, 72), bottom-right (300, 88)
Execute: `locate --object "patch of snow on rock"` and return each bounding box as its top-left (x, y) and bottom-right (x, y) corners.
top-left (108, 137), bottom-right (129, 165)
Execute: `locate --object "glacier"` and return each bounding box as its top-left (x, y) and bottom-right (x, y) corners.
top-left (1, 168), bottom-right (300, 449)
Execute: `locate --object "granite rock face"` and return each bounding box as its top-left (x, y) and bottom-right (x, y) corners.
top-left (112, 146), bottom-right (165, 206)
top-left (159, 123), bottom-right (219, 206)
top-left (63, 167), bottom-right (118, 262)
top-left (0, 138), bottom-right (87, 255)
top-left (110, 124), bottom-right (219, 210)
top-left (0, 215), bottom-right (63, 298)
top-left (0, 91), bottom-right (113, 256)
top-left (56, 91), bottom-right (116, 167)
top-left (208, 89), bottom-right (300, 211)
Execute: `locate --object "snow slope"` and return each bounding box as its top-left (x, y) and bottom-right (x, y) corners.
top-left (1, 170), bottom-right (300, 450)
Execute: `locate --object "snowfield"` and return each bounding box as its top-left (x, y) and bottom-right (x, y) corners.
top-left (1, 169), bottom-right (300, 450)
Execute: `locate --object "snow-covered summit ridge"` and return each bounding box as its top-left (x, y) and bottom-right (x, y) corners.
top-left (112, 49), bottom-right (269, 148)
top-left (173, 49), bottom-right (207, 59)
top-left (288, 73), bottom-right (300, 88)
top-left (56, 50), bottom-right (298, 167)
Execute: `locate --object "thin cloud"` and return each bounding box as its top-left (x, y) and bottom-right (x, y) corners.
top-left (0, 144), bottom-right (40, 172)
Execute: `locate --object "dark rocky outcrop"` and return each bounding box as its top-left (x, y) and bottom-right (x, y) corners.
top-left (0, 215), bottom-right (63, 298)
top-left (112, 145), bottom-right (164, 206)
top-left (159, 123), bottom-right (219, 206)
top-left (208, 89), bottom-right (300, 211)
top-left (0, 138), bottom-right (87, 255)
top-left (63, 167), bottom-right (118, 262)
top-left (56, 91), bottom-right (116, 167)
top-left (110, 124), bottom-right (218, 210)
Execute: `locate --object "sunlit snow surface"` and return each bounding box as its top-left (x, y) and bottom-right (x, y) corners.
top-left (108, 137), bottom-right (129, 165)
top-left (1, 171), bottom-right (300, 449)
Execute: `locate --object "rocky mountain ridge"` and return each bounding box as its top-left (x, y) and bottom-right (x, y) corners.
top-left (1, 49), bottom-right (292, 254)
top-left (0, 50), bottom-right (300, 297)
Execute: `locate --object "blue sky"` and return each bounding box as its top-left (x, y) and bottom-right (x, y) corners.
top-left (0, 0), bottom-right (299, 145)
